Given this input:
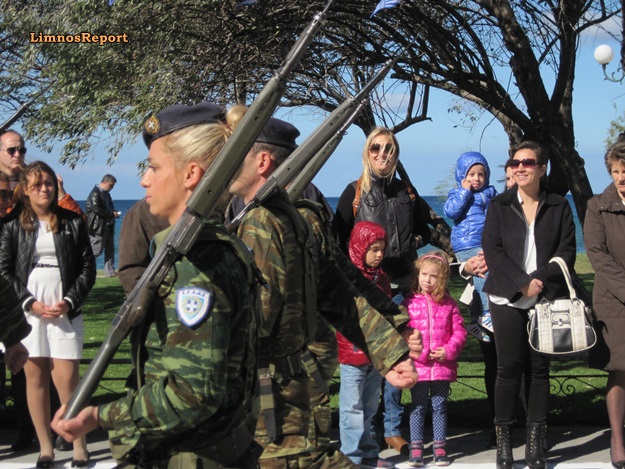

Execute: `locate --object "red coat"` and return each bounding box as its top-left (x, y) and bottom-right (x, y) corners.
top-left (404, 292), bottom-right (466, 382)
top-left (337, 221), bottom-right (392, 366)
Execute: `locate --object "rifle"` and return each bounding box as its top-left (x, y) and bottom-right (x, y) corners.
top-left (229, 53), bottom-right (400, 225)
top-left (63, 0), bottom-right (333, 421)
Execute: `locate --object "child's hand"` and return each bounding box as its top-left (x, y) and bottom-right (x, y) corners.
top-left (461, 178), bottom-right (473, 191)
top-left (429, 347), bottom-right (447, 363)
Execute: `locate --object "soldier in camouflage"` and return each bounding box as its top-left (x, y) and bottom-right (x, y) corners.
top-left (52, 103), bottom-right (261, 468)
top-left (228, 112), bottom-right (420, 469)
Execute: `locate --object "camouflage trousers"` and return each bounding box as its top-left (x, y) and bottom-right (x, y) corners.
top-left (259, 436), bottom-right (355, 469)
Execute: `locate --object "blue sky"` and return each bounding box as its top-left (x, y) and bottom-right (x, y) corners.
top-left (26, 28), bottom-right (625, 201)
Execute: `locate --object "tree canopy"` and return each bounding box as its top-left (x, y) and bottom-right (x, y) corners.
top-left (0, 0), bottom-right (621, 223)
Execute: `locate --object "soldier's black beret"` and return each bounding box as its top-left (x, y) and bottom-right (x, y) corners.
top-left (142, 102), bottom-right (226, 148)
top-left (256, 117), bottom-right (300, 150)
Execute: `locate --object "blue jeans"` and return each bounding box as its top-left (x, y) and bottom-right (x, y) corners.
top-left (380, 292), bottom-right (406, 438)
top-left (339, 364), bottom-right (384, 464)
top-left (456, 247), bottom-right (489, 322)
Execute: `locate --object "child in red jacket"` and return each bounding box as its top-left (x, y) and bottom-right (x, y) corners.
top-left (403, 252), bottom-right (467, 467)
top-left (337, 221), bottom-right (394, 469)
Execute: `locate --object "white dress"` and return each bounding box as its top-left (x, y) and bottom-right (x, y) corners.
top-left (22, 222), bottom-right (84, 359)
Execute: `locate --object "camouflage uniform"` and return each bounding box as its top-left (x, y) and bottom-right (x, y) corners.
top-left (237, 191), bottom-right (412, 468)
top-left (99, 221), bottom-right (260, 469)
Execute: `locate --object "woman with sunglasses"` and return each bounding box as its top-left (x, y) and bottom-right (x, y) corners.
top-left (0, 161), bottom-right (95, 468)
top-left (333, 127), bottom-right (431, 454)
top-left (482, 141), bottom-right (576, 469)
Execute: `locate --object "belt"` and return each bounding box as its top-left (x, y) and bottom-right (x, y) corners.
top-left (33, 263), bottom-right (59, 268)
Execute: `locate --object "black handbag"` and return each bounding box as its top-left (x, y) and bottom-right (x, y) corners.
top-left (527, 257), bottom-right (597, 356)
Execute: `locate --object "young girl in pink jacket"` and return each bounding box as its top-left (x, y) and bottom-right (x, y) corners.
top-left (403, 251), bottom-right (467, 467)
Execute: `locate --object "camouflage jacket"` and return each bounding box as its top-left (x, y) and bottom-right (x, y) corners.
top-left (98, 221), bottom-right (258, 460)
top-left (296, 201), bottom-right (410, 376)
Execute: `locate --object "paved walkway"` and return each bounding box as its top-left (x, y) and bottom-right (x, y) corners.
top-left (0, 425), bottom-right (615, 468)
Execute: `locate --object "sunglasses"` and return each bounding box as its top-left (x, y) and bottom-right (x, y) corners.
top-left (509, 158), bottom-right (538, 169)
top-left (0, 189), bottom-right (14, 200)
top-left (3, 146), bottom-right (27, 155)
top-left (369, 143), bottom-right (394, 154)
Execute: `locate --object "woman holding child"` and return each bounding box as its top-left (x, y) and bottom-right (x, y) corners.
top-left (482, 141), bottom-right (576, 469)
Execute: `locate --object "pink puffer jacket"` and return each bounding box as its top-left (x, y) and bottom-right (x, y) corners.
top-left (403, 292), bottom-right (467, 382)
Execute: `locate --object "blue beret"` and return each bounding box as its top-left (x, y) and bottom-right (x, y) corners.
top-left (256, 117), bottom-right (300, 150)
top-left (142, 102), bottom-right (226, 148)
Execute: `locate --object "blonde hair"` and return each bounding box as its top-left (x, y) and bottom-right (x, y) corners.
top-left (359, 127), bottom-right (399, 194)
top-left (605, 135), bottom-right (625, 174)
top-left (409, 251), bottom-right (450, 303)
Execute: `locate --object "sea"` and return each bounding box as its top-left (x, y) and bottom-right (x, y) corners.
top-left (79, 195), bottom-right (585, 271)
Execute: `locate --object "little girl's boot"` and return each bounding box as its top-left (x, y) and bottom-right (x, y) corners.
top-left (433, 440), bottom-right (450, 466)
top-left (408, 441), bottom-right (424, 467)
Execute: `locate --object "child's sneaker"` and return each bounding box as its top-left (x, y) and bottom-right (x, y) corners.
top-left (408, 441), bottom-right (424, 467)
top-left (478, 310), bottom-right (494, 332)
top-left (433, 441), bottom-right (450, 466)
top-left (467, 322), bottom-right (491, 343)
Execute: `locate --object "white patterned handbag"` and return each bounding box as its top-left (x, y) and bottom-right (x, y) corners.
top-left (527, 257), bottom-right (597, 356)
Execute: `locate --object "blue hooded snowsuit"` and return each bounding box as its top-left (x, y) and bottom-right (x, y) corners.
top-left (444, 152), bottom-right (497, 253)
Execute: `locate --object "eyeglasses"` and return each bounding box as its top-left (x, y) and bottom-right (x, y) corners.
top-left (369, 143), bottom-right (394, 154)
top-left (0, 189), bottom-right (13, 200)
top-left (2, 146), bottom-right (27, 155)
top-left (509, 158), bottom-right (538, 169)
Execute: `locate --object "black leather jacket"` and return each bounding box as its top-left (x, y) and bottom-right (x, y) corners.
top-left (0, 207), bottom-right (96, 319)
top-left (86, 185), bottom-right (115, 236)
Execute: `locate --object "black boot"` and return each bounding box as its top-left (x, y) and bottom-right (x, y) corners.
top-left (525, 423), bottom-right (547, 469)
top-left (495, 425), bottom-right (514, 469)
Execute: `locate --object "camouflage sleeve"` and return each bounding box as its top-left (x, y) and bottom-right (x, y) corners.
top-left (236, 208), bottom-right (285, 337)
top-left (316, 256), bottom-right (409, 376)
top-left (98, 248), bottom-right (245, 448)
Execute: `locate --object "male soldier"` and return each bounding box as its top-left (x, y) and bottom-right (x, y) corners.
top-left (0, 129), bottom-right (26, 189)
top-left (85, 174), bottom-right (120, 277)
top-left (229, 114), bottom-right (419, 469)
top-left (52, 103), bottom-right (261, 468)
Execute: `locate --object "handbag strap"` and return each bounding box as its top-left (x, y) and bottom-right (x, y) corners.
top-left (549, 256), bottom-right (577, 300)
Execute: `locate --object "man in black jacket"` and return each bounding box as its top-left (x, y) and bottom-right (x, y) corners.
top-left (85, 174), bottom-right (120, 277)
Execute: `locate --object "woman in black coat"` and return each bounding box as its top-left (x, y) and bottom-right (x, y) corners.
top-left (482, 141), bottom-right (576, 469)
top-left (0, 161), bottom-right (95, 468)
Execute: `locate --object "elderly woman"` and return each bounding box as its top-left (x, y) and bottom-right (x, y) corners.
top-left (482, 141), bottom-right (576, 469)
top-left (584, 135), bottom-right (625, 469)
top-left (333, 127), bottom-right (431, 453)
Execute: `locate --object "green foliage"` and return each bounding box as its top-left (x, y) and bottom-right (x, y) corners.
top-left (606, 103), bottom-right (625, 149)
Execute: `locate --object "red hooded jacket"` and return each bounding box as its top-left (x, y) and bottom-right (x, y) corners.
top-left (337, 221), bottom-right (392, 366)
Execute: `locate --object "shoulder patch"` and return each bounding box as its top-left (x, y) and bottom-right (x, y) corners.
top-left (176, 287), bottom-right (214, 328)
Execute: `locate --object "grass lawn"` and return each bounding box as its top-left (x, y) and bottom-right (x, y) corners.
top-left (3, 253), bottom-right (606, 427)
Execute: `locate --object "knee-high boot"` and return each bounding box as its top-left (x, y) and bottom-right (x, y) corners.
top-left (495, 425), bottom-right (514, 469)
top-left (525, 423), bottom-right (547, 469)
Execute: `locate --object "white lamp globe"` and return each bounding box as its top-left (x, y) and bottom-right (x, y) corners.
top-left (594, 44), bottom-right (615, 65)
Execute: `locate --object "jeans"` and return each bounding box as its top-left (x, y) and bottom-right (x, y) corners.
top-left (456, 247), bottom-right (489, 321)
top-left (90, 225), bottom-right (116, 277)
top-left (380, 292), bottom-right (406, 438)
top-left (339, 363), bottom-right (384, 464)
top-left (491, 302), bottom-right (550, 425)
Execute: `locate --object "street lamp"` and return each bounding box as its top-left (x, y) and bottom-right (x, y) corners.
top-left (594, 44), bottom-right (625, 83)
